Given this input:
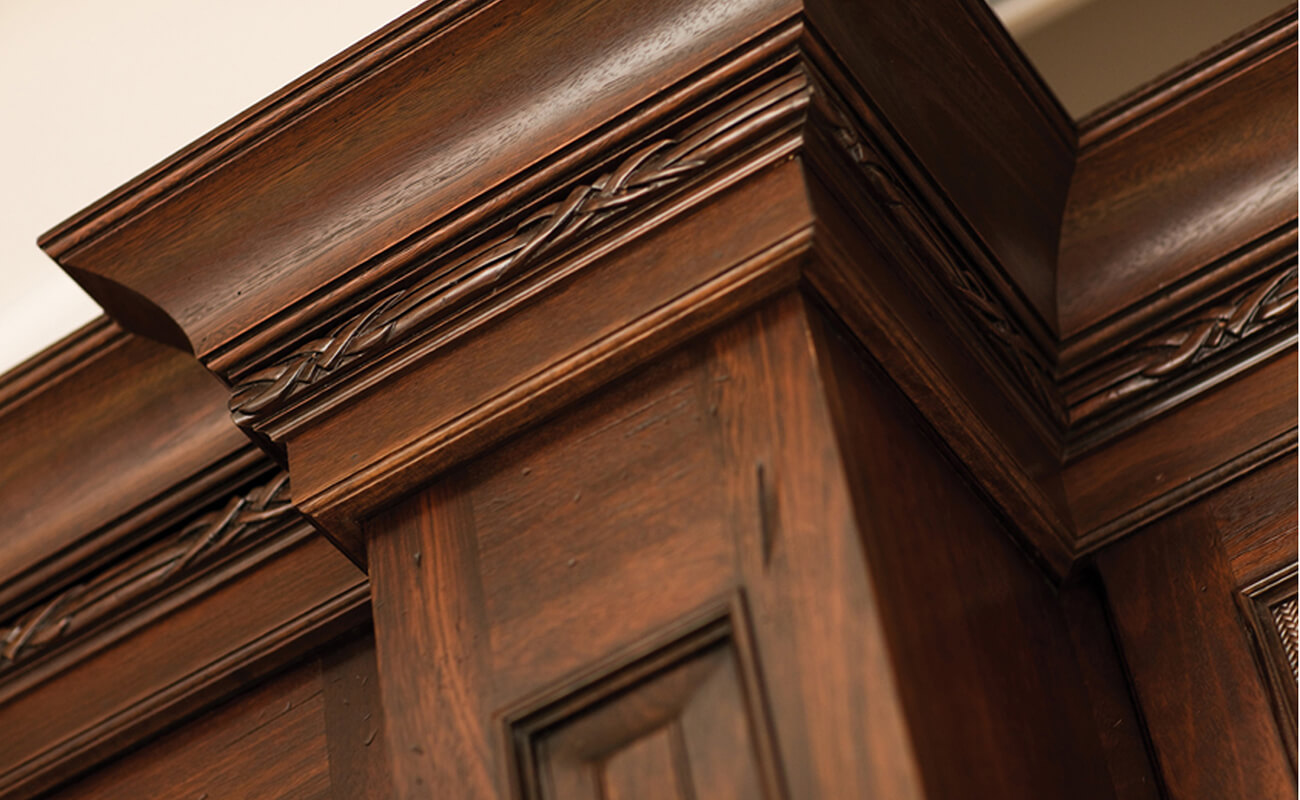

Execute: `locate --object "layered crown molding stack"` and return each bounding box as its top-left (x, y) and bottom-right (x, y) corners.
top-left (1, 1), bottom-right (1296, 797)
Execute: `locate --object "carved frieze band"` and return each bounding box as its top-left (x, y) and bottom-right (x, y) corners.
top-left (808, 76), bottom-right (1066, 429)
top-left (229, 67), bottom-right (812, 426)
top-left (1066, 265), bottom-right (1298, 426)
top-left (0, 471), bottom-right (293, 673)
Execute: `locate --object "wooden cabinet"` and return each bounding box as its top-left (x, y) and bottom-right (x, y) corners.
top-left (0, 2), bottom-right (1294, 799)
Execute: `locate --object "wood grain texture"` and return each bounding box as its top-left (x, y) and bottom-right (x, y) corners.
top-left (1059, 11), bottom-right (1298, 339)
top-left (44, 0), bottom-right (801, 361)
top-left (228, 64), bottom-right (811, 426)
top-left (0, 529), bottom-right (366, 800)
top-left (806, 307), bottom-right (1117, 800)
top-left (1064, 262), bottom-right (1296, 435)
top-left (1097, 506), bottom-right (1296, 800)
top-left (1064, 349), bottom-right (1296, 549)
top-left (0, 470), bottom-right (292, 674)
top-left (367, 295), bottom-right (932, 800)
top-left (296, 156), bottom-right (811, 562)
top-left (46, 655), bottom-right (332, 800)
top-left (30, 0), bottom-right (1295, 575)
top-left (1207, 454), bottom-right (1299, 589)
top-left (321, 630), bottom-right (394, 800)
top-left (0, 329), bottom-right (248, 607)
top-left (507, 610), bottom-right (767, 800)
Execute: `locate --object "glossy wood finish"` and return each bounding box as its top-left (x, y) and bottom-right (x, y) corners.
top-left (368, 296), bottom-right (1117, 800)
top-left (1060, 9), bottom-right (1298, 340)
top-left (32, 0), bottom-right (1295, 574)
top-left (0, 321), bottom-right (246, 607)
top-left (1096, 471), bottom-right (1297, 800)
top-left (810, 309), bottom-right (1116, 800)
top-left (40, 0), bottom-right (1069, 367)
top-left (49, 655), bottom-right (333, 800)
top-left (0, 318), bottom-right (371, 800)
top-left (3, 1), bottom-right (1295, 798)
top-left (1063, 349), bottom-right (1297, 550)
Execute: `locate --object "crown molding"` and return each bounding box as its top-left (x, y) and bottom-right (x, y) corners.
top-left (1058, 8), bottom-right (1297, 341)
top-left (228, 53), bottom-right (813, 432)
top-left (26, 0), bottom-right (1299, 570)
top-left (7, 2), bottom-right (1294, 794)
top-left (0, 323), bottom-right (367, 800)
top-left (0, 469), bottom-right (292, 675)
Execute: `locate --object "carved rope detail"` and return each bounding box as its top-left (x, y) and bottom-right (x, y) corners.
top-left (811, 85), bottom-right (1065, 426)
top-left (1069, 266), bottom-right (1298, 423)
top-left (1272, 596), bottom-right (1298, 681)
top-left (0, 471), bottom-right (293, 672)
top-left (229, 69), bottom-right (812, 424)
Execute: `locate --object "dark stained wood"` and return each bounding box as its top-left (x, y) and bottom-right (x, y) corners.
top-left (805, 0), bottom-right (1073, 330)
top-left (511, 617), bottom-right (765, 800)
top-left (1097, 505), bottom-right (1296, 799)
top-left (1059, 10), bottom-right (1298, 340)
top-left (1063, 349), bottom-right (1296, 549)
top-left (807, 307), bottom-right (1117, 800)
top-left (1060, 574), bottom-right (1164, 800)
top-left (801, 161), bottom-right (1074, 574)
top-left (368, 296), bottom-right (928, 800)
top-left (42, 0), bottom-right (803, 360)
top-left (0, 326), bottom-right (247, 609)
top-left (30, 0), bottom-right (1294, 575)
top-left (0, 529), bottom-right (366, 800)
top-left (46, 656), bottom-right (332, 800)
top-left (295, 157), bottom-right (811, 562)
top-left (37, 0), bottom-right (1070, 369)
top-left (366, 295), bottom-right (1129, 800)
top-left (1206, 454), bottom-right (1299, 588)
top-left (321, 630), bottom-right (393, 800)
top-left (5, 1), bottom-right (1296, 798)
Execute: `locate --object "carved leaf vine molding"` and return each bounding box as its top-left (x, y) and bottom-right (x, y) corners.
top-left (0, 471), bottom-right (293, 673)
top-left (808, 78), bottom-right (1067, 429)
top-left (229, 67), bottom-right (813, 425)
top-left (1067, 265), bottom-right (1298, 424)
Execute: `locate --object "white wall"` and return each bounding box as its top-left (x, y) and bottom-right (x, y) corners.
top-left (0, 0), bottom-right (419, 375)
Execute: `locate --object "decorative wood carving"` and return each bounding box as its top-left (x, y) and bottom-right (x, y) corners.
top-left (1065, 263), bottom-right (1298, 438)
top-left (1, 2), bottom-right (1295, 799)
top-left (0, 322), bottom-right (365, 800)
top-left (808, 75), bottom-right (1065, 430)
top-left (32, 1), bottom-right (1296, 573)
top-left (1059, 8), bottom-right (1297, 339)
top-left (1241, 562), bottom-right (1299, 763)
top-left (1272, 597), bottom-right (1298, 680)
top-left (0, 470), bottom-right (292, 673)
top-left (229, 67), bottom-right (812, 426)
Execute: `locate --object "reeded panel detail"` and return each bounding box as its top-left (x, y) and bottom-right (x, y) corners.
top-left (1271, 596), bottom-right (1298, 681)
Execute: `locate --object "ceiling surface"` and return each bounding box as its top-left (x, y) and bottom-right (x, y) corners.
top-left (0, 0), bottom-right (422, 376)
